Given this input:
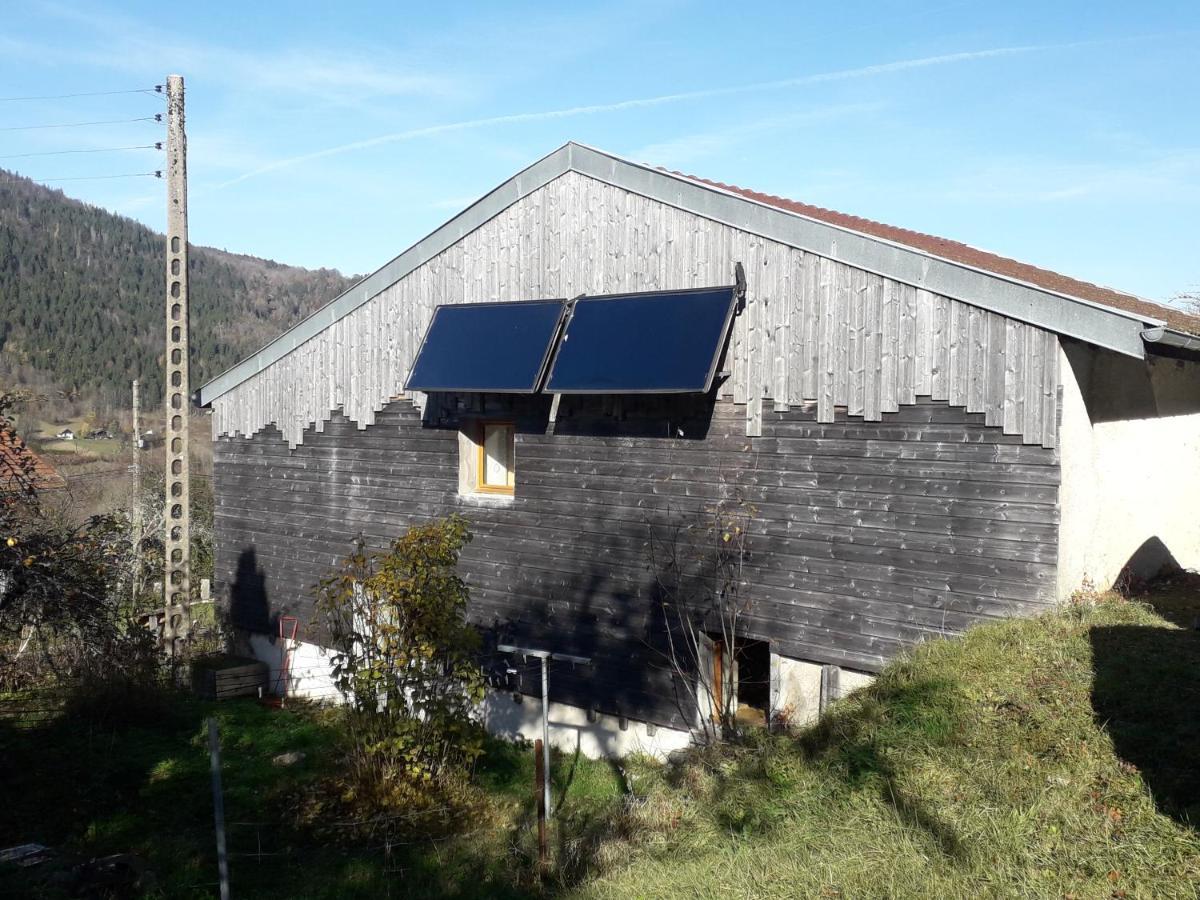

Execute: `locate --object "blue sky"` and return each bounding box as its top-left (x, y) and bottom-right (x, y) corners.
top-left (2, 1), bottom-right (1197, 306)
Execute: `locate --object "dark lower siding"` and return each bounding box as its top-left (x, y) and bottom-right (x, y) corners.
top-left (213, 395), bottom-right (1059, 729)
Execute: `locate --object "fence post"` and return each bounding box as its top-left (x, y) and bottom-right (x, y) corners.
top-left (207, 717), bottom-right (231, 900)
top-left (534, 738), bottom-right (547, 872)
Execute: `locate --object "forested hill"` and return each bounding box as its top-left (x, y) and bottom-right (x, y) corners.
top-left (0, 168), bottom-right (357, 408)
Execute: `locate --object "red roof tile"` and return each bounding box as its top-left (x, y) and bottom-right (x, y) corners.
top-left (669, 170), bottom-right (1200, 337)
top-left (0, 424), bottom-right (65, 493)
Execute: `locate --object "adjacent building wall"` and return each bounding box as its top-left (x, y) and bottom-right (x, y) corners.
top-left (1057, 342), bottom-right (1200, 596)
top-left (215, 393), bottom-right (1058, 733)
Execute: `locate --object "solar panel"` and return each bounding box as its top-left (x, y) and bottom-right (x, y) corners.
top-left (405, 300), bottom-right (566, 393)
top-left (545, 287), bottom-right (737, 394)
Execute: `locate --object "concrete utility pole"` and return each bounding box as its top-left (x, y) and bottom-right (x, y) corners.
top-left (131, 378), bottom-right (142, 607)
top-left (163, 73), bottom-right (191, 650)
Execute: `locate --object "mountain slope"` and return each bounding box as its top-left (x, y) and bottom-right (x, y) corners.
top-left (0, 168), bottom-right (357, 407)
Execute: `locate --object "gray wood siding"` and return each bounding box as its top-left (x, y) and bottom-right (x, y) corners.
top-left (210, 172), bottom-right (1059, 448)
top-left (214, 395), bottom-right (1059, 729)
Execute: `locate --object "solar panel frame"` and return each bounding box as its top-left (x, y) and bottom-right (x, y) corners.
top-left (404, 298), bottom-right (568, 394)
top-left (544, 285), bottom-right (738, 395)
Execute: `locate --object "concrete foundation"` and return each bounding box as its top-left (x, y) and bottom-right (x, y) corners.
top-left (243, 635), bottom-right (877, 759)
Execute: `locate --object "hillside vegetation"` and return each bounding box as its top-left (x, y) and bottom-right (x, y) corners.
top-left (2, 589), bottom-right (1196, 898)
top-left (0, 168), bottom-right (356, 408)
top-left (576, 589), bottom-right (1200, 899)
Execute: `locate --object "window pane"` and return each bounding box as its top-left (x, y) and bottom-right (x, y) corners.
top-left (483, 425), bottom-right (511, 486)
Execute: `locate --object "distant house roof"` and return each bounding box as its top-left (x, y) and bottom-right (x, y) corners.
top-left (1, 425), bottom-right (65, 493)
top-left (669, 170), bottom-right (1200, 337)
top-left (200, 143), bottom-right (1196, 405)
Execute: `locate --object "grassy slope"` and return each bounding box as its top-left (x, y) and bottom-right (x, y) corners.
top-left (2, 595), bottom-right (1196, 898)
top-left (575, 596), bottom-right (1200, 899)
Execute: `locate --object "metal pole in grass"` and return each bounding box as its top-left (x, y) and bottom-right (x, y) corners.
top-left (497, 644), bottom-right (591, 822)
top-left (207, 717), bottom-right (231, 900)
top-left (534, 738), bottom-right (547, 871)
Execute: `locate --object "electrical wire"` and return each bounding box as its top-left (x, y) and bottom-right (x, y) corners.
top-left (0, 143), bottom-right (162, 160)
top-left (0, 87), bottom-right (163, 103)
top-left (0, 115), bottom-right (161, 132)
top-left (33, 171), bottom-right (161, 183)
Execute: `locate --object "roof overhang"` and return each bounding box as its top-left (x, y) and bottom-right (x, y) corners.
top-left (200, 142), bottom-right (1169, 405)
top-left (1142, 327), bottom-right (1200, 357)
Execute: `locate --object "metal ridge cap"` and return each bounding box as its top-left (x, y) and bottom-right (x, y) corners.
top-left (566, 143), bottom-right (1166, 332)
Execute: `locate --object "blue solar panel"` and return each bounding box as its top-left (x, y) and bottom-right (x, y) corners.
top-left (405, 300), bottom-right (566, 393)
top-left (545, 287), bottom-right (737, 393)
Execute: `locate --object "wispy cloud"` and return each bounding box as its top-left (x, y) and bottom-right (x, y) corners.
top-left (632, 102), bottom-right (885, 167)
top-left (24, 2), bottom-right (460, 106)
top-left (213, 44), bottom-right (1063, 190)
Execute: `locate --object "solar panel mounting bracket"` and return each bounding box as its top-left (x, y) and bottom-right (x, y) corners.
top-left (733, 261), bottom-right (747, 315)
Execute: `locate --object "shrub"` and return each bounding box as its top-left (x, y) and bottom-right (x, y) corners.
top-left (315, 516), bottom-right (486, 811)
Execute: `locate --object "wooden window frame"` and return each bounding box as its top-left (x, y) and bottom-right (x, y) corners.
top-left (475, 420), bottom-right (515, 495)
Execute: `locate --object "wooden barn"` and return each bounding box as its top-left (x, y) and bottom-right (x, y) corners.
top-left (198, 143), bottom-right (1200, 757)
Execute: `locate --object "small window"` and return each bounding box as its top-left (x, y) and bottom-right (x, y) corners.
top-left (474, 421), bottom-right (515, 495)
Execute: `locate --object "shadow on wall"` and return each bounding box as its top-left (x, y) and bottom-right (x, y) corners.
top-left (1090, 622), bottom-right (1200, 828)
top-left (1063, 339), bottom-right (1200, 424)
top-left (229, 547), bottom-right (275, 635)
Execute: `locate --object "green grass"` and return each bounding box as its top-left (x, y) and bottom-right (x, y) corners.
top-left (573, 594), bottom-right (1200, 899)
top-left (0, 691), bottom-right (623, 898)
top-left (2, 591), bottom-right (1197, 898)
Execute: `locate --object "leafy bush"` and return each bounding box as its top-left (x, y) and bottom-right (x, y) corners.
top-left (316, 516), bottom-right (486, 811)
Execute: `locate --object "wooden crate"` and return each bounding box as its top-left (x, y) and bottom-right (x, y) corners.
top-left (191, 655), bottom-right (268, 700)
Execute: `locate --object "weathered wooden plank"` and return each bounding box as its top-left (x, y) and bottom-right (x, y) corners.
top-left (863, 274), bottom-right (883, 421)
top-left (1003, 320), bottom-right (1025, 435)
top-left (817, 256), bottom-right (836, 422)
top-left (833, 262), bottom-right (852, 409)
top-left (966, 304), bottom-right (987, 413)
top-left (985, 312), bottom-right (1008, 427)
top-left (849, 267), bottom-right (867, 417)
top-left (914, 288), bottom-right (934, 397)
top-left (1042, 331), bottom-right (1059, 449)
top-left (948, 299), bottom-right (967, 408)
top-left (898, 282), bottom-right (918, 405)
top-left (880, 278), bottom-right (900, 413)
top-left (931, 294), bottom-right (950, 401)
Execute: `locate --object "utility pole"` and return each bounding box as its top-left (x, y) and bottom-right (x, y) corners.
top-left (163, 73), bottom-right (191, 651)
top-left (131, 378), bottom-right (142, 608)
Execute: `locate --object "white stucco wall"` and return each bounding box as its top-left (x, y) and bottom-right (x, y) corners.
top-left (773, 655), bottom-right (875, 728)
top-left (480, 692), bottom-right (693, 760)
top-left (1057, 346), bottom-right (1200, 597)
top-left (244, 634), bottom-right (694, 758)
top-left (775, 656), bottom-right (823, 726)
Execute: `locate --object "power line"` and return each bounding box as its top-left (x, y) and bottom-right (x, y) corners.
top-left (0, 143), bottom-right (162, 160)
top-left (0, 115), bottom-right (162, 132)
top-left (34, 171), bottom-right (161, 183)
top-left (0, 87), bottom-right (163, 103)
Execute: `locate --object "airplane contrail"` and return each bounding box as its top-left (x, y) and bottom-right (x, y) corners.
top-left (211, 44), bottom-right (1059, 191)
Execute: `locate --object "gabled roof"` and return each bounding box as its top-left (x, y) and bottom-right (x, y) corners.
top-left (0, 425), bottom-right (65, 493)
top-left (201, 142), bottom-right (1192, 405)
top-left (675, 172), bottom-right (1200, 337)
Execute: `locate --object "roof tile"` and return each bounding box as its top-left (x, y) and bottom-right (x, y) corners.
top-left (670, 170), bottom-right (1200, 337)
